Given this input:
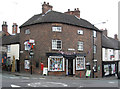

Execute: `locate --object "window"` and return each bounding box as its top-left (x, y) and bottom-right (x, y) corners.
top-left (76, 57), bottom-right (85, 70)
top-left (105, 49), bottom-right (108, 59)
top-left (52, 40), bottom-right (62, 50)
top-left (52, 26), bottom-right (62, 32)
top-left (93, 30), bottom-right (97, 37)
top-left (77, 30), bottom-right (83, 35)
top-left (48, 56), bottom-right (65, 71)
top-left (25, 29), bottom-right (30, 34)
top-left (94, 45), bottom-right (97, 53)
top-left (93, 60), bottom-right (97, 72)
top-left (7, 45), bottom-right (10, 52)
top-left (78, 41), bottom-right (84, 51)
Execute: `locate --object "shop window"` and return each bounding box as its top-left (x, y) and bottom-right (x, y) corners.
top-left (48, 56), bottom-right (64, 71)
top-left (76, 57), bottom-right (85, 70)
top-left (77, 30), bottom-right (83, 35)
top-left (52, 40), bottom-right (62, 50)
top-left (52, 26), bottom-right (62, 32)
top-left (78, 41), bottom-right (84, 51)
top-left (93, 60), bottom-right (97, 72)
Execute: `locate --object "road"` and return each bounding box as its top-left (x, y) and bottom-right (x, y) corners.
top-left (1, 72), bottom-right (120, 88)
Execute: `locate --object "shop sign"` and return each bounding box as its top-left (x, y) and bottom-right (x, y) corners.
top-left (68, 48), bottom-right (75, 51)
top-left (43, 67), bottom-right (48, 75)
top-left (29, 39), bottom-right (35, 43)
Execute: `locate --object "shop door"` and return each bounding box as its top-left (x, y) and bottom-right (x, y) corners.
top-left (68, 59), bottom-right (73, 75)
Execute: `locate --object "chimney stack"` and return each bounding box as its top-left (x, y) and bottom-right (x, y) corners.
top-left (42, 2), bottom-right (53, 14)
top-left (65, 8), bottom-right (80, 18)
top-left (12, 23), bottom-right (18, 35)
top-left (2, 21), bottom-right (9, 36)
top-left (101, 29), bottom-right (107, 36)
top-left (114, 34), bottom-right (118, 40)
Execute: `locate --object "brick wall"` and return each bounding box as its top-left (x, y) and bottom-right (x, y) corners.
top-left (20, 23), bottom-right (102, 77)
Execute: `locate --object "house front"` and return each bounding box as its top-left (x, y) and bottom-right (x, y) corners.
top-left (102, 29), bottom-right (120, 77)
top-left (19, 2), bottom-right (102, 78)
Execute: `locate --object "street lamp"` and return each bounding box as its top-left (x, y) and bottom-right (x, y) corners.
top-left (92, 21), bottom-right (107, 78)
top-left (29, 49), bottom-right (34, 75)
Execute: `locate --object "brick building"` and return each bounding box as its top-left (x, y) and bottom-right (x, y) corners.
top-left (19, 2), bottom-right (102, 78)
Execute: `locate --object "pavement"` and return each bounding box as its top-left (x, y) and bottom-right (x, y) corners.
top-left (2, 70), bottom-right (118, 80)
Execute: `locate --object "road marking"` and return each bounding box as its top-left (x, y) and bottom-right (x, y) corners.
top-left (11, 84), bottom-right (21, 87)
top-left (80, 86), bottom-right (84, 87)
top-left (9, 77), bottom-right (20, 79)
top-left (47, 82), bottom-right (68, 87)
top-left (22, 77), bottom-right (30, 79)
top-left (108, 82), bottom-right (115, 84)
top-left (39, 78), bottom-right (45, 79)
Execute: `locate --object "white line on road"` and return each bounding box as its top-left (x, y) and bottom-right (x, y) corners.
top-left (11, 84), bottom-right (21, 87)
top-left (47, 82), bottom-right (68, 87)
top-left (9, 77), bottom-right (20, 79)
top-left (39, 78), bottom-right (45, 79)
top-left (21, 77), bottom-right (30, 79)
top-left (108, 82), bottom-right (115, 84)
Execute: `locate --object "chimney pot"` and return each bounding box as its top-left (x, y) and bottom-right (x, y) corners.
top-left (74, 8), bottom-right (76, 11)
top-left (47, 2), bottom-right (49, 5)
top-left (77, 8), bottom-right (79, 11)
top-left (68, 9), bottom-right (70, 11)
top-left (44, 1), bottom-right (46, 4)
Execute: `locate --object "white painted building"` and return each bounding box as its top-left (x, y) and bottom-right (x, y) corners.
top-left (102, 31), bottom-right (120, 77)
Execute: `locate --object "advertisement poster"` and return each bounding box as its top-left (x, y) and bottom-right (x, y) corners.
top-left (24, 60), bottom-right (30, 69)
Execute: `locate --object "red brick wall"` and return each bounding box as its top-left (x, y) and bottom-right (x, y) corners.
top-left (20, 23), bottom-right (102, 77)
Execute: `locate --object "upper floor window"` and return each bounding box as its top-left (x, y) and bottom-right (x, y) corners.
top-left (52, 40), bottom-right (62, 50)
top-left (93, 30), bottom-right (97, 37)
top-left (94, 45), bottom-right (97, 53)
top-left (25, 29), bottom-right (30, 34)
top-left (78, 41), bottom-right (84, 51)
top-left (52, 26), bottom-right (62, 32)
top-left (7, 45), bottom-right (10, 53)
top-left (77, 30), bottom-right (83, 35)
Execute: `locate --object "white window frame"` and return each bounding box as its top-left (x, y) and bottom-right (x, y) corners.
top-left (7, 45), bottom-right (10, 53)
top-left (48, 56), bottom-right (65, 71)
top-left (78, 41), bottom-right (84, 51)
top-left (77, 30), bottom-right (83, 35)
top-left (52, 40), bottom-right (62, 50)
top-left (93, 30), bottom-right (97, 37)
top-left (25, 29), bottom-right (30, 34)
top-left (76, 56), bottom-right (85, 70)
top-left (52, 26), bottom-right (62, 32)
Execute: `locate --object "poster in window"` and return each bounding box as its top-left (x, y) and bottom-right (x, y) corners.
top-left (49, 57), bottom-right (63, 71)
top-left (24, 60), bottom-right (30, 69)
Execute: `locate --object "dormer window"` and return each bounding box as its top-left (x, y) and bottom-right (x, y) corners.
top-left (52, 26), bottom-right (62, 32)
top-left (77, 30), bottom-right (83, 35)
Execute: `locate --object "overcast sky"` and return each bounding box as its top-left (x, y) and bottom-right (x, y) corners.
top-left (0, 0), bottom-right (119, 38)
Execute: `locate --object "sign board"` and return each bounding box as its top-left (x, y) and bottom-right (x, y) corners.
top-left (24, 60), bottom-right (30, 69)
top-left (43, 67), bottom-right (48, 75)
top-left (29, 39), bottom-right (35, 43)
top-left (86, 70), bottom-right (91, 77)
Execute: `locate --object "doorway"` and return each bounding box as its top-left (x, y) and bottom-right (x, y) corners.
top-left (68, 59), bottom-right (73, 75)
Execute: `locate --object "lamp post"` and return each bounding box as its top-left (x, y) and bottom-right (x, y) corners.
top-left (29, 49), bottom-right (34, 75)
top-left (92, 21), bottom-right (107, 78)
